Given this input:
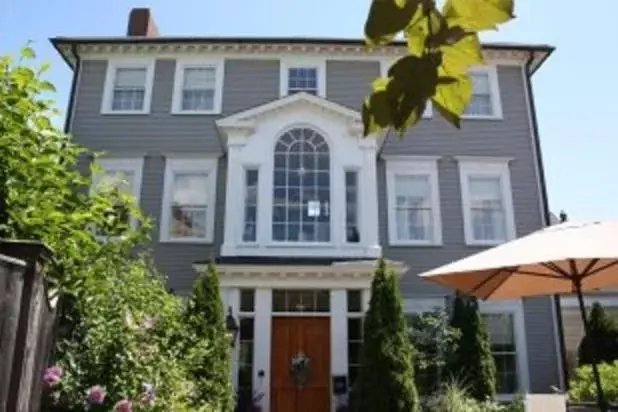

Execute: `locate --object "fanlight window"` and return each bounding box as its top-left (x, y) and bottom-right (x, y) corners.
top-left (272, 128), bottom-right (330, 242)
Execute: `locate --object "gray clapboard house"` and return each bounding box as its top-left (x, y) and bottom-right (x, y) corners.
top-left (51, 8), bottom-right (562, 412)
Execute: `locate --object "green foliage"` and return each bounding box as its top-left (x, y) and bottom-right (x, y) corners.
top-left (569, 360), bottom-right (618, 404)
top-left (354, 259), bottom-right (419, 411)
top-left (446, 293), bottom-right (497, 402)
top-left (578, 302), bottom-right (618, 366)
top-left (362, 0), bottom-right (515, 136)
top-left (424, 381), bottom-right (518, 412)
top-left (408, 308), bottom-right (461, 395)
top-left (1, 48), bottom-right (229, 411)
top-left (183, 262), bottom-right (234, 411)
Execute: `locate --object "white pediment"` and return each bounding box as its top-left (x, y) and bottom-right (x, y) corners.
top-left (216, 92), bottom-right (363, 137)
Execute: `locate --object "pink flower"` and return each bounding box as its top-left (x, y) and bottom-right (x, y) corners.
top-left (114, 399), bottom-right (132, 412)
top-left (43, 366), bottom-right (63, 388)
top-left (86, 385), bottom-right (106, 405)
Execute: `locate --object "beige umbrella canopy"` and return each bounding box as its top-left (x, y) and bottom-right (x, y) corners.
top-left (419, 220), bottom-right (618, 412)
top-left (419, 221), bottom-right (618, 300)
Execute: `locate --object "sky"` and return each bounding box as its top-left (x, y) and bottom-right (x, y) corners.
top-left (1, 0), bottom-right (617, 221)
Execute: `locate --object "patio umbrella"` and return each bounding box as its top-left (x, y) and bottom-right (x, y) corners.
top-left (418, 221), bottom-right (618, 412)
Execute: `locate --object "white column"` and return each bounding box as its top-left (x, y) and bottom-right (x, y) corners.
top-left (253, 288), bottom-right (272, 411)
top-left (221, 136), bottom-right (249, 256)
top-left (359, 138), bottom-right (381, 257)
top-left (331, 290), bottom-right (348, 412)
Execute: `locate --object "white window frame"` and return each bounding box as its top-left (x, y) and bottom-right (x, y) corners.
top-left (160, 157), bottom-right (218, 243)
top-left (101, 59), bottom-right (155, 115)
top-left (462, 66), bottom-right (503, 120)
top-left (380, 58), bottom-right (432, 118)
top-left (171, 58), bottom-right (225, 115)
top-left (279, 57), bottom-right (326, 98)
top-left (403, 297), bottom-right (530, 399)
top-left (90, 158), bottom-right (144, 238)
top-left (457, 156), bottom-right (516, 246)
top-left (385, 156), bottom-right (442, 246)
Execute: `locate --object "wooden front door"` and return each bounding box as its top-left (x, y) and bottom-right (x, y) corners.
top-left (271, 317), bottom-right (330, 412)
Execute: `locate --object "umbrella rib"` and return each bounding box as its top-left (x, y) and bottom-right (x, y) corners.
top-left (541, 262), bottom-right (573, 279)
top-left (512, 269), bottom-right (563, 279)
top-left (580, 258), bottom-right (601, 276)
top-left (470, 267), bottom-right (512, 296)
top-left (582, 260), bottom-right (618, 279)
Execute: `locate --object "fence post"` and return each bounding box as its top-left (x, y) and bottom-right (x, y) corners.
top-left (0, 239), bottom-right (55, 412)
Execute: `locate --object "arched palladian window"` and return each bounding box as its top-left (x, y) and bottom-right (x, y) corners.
top-left (272, 128), bottom-right (330, 242)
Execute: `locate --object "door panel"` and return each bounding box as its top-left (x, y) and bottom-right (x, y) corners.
top-left (271, 317), bottom-right (330, 412)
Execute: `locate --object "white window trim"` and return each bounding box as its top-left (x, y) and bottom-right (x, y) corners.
top-left (91, 158), bottom-right (144, 240)
top-left (457, 156), bottom-right (516, 246)
top-left (160, 157), bottom-right (218, 243)
top-left (462, 66), bottom-right (503, 120)
top-left (279, 57), bottom-right (326, 98)
top-left (101, 58), bottom-right (155, 115)
top-left (385, 155), bottom-right (442, 246)
top-left (380, 58), bottom-right (432, 118)
top-left (403, 297), bottom-right (530, 398)
top-left (171, 58), bottom-right (225, 115)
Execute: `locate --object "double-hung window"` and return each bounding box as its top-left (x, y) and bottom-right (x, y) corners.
top-left (386, 157), bottom-right (442, 246)
top-left (91, 158), bottom-right (143, 237)
top-left (458, 157), bottom-right (516, 245)
top-left (102, 60), bottom-right (154, 114)
top-left (242, 169), bottom-right (259, 243)
top-left (280, 58), bottom-right (326, 97)
top-left (483, 313), bottom-right (519, 394)
top-left (463, 68), bottom-right (502, 119)
top-left (160, 158), bottom-right (218, 242)
top-left (172, 59), bottom-right (223, 114)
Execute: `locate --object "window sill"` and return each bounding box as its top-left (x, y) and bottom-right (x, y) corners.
top-left (171, 109), bottom-right (221, 116)
top-left (160, 238), bottom-right (213, 244)
top-left (465, 239), bottom-right (508, 247)
top-left (461, 114), bottom-right (503, 120)
top-left (389, 240), bottom-right (443, 247)
top-left (100, 110), bottom-right (150, 115)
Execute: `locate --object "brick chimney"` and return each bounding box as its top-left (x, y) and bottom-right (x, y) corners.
top-left (126, 8), bottom-right (159, 37)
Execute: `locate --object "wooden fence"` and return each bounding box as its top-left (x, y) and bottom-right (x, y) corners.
top-left (0, 240), bottom-right (58, 412)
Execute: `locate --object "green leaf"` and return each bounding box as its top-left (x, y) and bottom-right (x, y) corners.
top-left (40, 80), bottom-right (57, 93)
top-left (404, 5), bottom-right (445, 56)
top-left (362, 78), bottom-right (393, 136)
top-left (431, 70), bottom-right (472, 128)
top-left (365, 0), bottom-right (421, 46)
top-left (440, 32), bottom-right (485, 75)
top-left (443, 0), bottom-right (515, 31)
top-left (21, 46), bottom-right (36, 59)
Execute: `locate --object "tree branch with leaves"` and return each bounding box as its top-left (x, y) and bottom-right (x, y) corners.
top-left (362, 0), bottom-right (515, 137)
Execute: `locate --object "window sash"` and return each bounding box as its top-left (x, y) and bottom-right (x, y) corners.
top-left (169, 173), bottom-right (209, 239)
top-left (483, 313), bottom-right (518, 394)
top-left (111, 68), bottom-right (147, 111)
top-left (345, 170), bottom-right (360, 243)
top-left (468, 176), bottom-right (506, 241)
top-left (243, 169), bottom-right (259, 243)
top-left (465, 72), bottom-right (493, 116)
top-left (394, 174), bottom-right (434, 242)
top-left (287, 67), bottom-right (318, 94)
top-left (181, 67), bottom-right (216, 111)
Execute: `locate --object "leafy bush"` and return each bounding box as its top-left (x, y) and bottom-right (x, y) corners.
top-left (1, 48), bottom-right (230, 411)
top-left (569, 360), bottom-right (618, 404)
top-left (578, 302), bottom-right (618, 366)
top-left (424, 382), bottom-right (524, 412)
top-left (408, 308), bottom-right (461, 395)
top-left (446, 293), bottom-right (497, 402)
top-left (354, 259), bottom-right (419, 411)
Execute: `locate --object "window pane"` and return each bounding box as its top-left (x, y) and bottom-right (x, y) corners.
top-left (94, 170), bottom-right (135, 236)
top-left (469, 177), bottom-right (505, 241)
top-left (288, 67), bottom-right (318, 94)
top-left (183, 67), bottom-right (215, 89)
top-left (240, 289), bottom-right (255, 312)
top-left (471, 72), bottom-right (491, 94)
top-left (345, 171), bottom-right (360, 243)
top-left (272, 290), bottom-right (330, 312)
top-left (182, 90), bottom-right (214, 111)
top-left (243, 169), bottom-right (259, 242)
top-left (465, 73), bottom-right (493, 115)
top-left (170, 173), bottom-right (208, 238)
top-left (112, 89), bottom-right (144, 111)
top-left (347, 290), bottom-right (362, 313)
top-left (271, 128), bottom-right (330, 242)
top-left (483, 313), bottom-right (518, 394)
top-left (115, 68), bottom-right (146, 88)
top-left (394, 174), bottom-right (433, 241)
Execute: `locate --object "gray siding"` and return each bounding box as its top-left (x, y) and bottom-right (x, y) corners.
top-left (70, 55), bottom-right (559, 392)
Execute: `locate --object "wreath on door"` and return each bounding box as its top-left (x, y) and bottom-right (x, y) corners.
top-left (290, 351), bottom-right (310, 386)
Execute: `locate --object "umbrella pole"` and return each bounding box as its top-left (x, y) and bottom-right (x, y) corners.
top-left (575, 284), bottom-right (608, 411)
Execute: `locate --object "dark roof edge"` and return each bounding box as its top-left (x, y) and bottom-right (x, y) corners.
top-left (50, 36), bottom-right (554, 70)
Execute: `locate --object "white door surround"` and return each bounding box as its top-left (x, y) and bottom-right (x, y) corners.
top-left (196, 260), bottom-right (406, 412)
